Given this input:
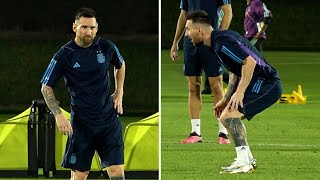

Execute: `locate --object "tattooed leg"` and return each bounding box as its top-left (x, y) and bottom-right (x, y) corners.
top-left (224, 118), bottom-right (247, 147)
top-left (224, 118), bottom-right (251, 166)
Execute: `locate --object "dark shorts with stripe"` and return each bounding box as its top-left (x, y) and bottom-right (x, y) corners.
top-left (183, 36), bottom-right (223, 77)
top-left (238, 77), bottom-right (282, 120)
top-left (61, 115), bottom-right (124, 171)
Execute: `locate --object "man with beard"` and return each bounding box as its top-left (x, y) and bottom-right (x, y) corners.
top-left (40, 7), bottom-right (126, 180)
top-left (185, 10), bottom-right (282, 173)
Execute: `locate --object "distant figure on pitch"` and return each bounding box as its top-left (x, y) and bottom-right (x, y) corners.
top-left (244, 0), bottom-right (272, 52)
top-left (170, 0), bottom-right (232, 144)
top-left (202, 8), bottom-right (230, 95)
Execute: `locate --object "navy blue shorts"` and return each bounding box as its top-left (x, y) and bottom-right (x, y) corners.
top-left (238, 78), bottom-right (282, 120)
top-left (183, 36), bottom-right (223, 77)
top-left (61, 116), bottom-right (124, 171)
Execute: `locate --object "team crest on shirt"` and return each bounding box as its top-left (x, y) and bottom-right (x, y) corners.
top-left (69, 154), bottom-right (77, 164)
top-left (96, 50), bottom-right (105, 63)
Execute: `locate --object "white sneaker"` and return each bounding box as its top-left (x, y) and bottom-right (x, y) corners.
top-left (222, 159), bottom-right (245, 170)
top-left (222, 158), bottom-right (257, 170)
top-left (220, 164), bottom-right (254, 174)
top-left (250, 158), bottom-right (257, 169)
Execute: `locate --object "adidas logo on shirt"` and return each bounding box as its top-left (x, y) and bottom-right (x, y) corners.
top-left (73, 62), bottom-right (80, 68)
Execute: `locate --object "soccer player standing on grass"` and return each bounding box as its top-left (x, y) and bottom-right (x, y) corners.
top-left (185, 10), bottom-right (282, 173)
top-left (40, 8), bottom-right (126, 180)
top-left (170, 0), bottom-right (232, 144)
top-left (244, 0), bottom-right (272, 52)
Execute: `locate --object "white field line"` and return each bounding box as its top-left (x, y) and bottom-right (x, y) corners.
top-left (165, 62), bottom-right (320, 65)
top-left (162, 141), bottom-right (319, 147)
top-left (254, 143), bottom-right (319, 147)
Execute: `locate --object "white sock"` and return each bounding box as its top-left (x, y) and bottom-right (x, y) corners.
top-left (235, 146), bottom-right (249, 165)
top-left (217, 118), bottom-right (228, 135)
top-left (191, 119), bottom-right (201, 135)
top-left (247, 146), bottom-right (254, 160)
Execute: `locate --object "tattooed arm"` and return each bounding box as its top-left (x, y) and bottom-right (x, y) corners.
top-left (228, 56), bottom-right (256, 110)
top-left (213, 72), bottom-right (239, 117)
top-left (41, 84), bottom-right (62, 116)
top-left (224, 72), bottom-right (239, 101)
top-left (41, 84), bottom-right (72, 135)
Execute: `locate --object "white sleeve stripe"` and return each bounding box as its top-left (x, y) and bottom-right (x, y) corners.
top-left (41, 59), bottom-right (55, 83)
top-left (221, 46), bottom-right (243, 64)
top-left (113, 44), bottom-right (124, 63)
top-left (42, 59), bottom-right (57, 85)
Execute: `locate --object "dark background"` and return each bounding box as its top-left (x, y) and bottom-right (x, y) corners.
top-left (0, 0), bottom-right (158, 115)
top-left (0, 0), bottom-right (158, 34)
top-left (162, 0), bottom-right (320, 50)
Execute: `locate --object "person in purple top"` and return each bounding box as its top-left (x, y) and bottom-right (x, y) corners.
top-left (185, 10), bottom-right (282, 173)
top-left (244, 0), bottom-right (272, 52)
top-left (170, 0), bottom-right (233, 145)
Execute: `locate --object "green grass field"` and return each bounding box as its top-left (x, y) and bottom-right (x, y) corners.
top-left (161, 50), bottom-right (320, 179)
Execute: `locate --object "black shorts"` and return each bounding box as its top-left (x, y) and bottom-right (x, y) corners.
top-left (238, 78), bottom-right (282, 120)
top-left (183, 36), bottom-right (222, 77)
top-left (61, 116), bottom-right (124, 171)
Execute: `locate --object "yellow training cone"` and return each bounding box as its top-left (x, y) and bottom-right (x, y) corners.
top-left (297, 85), bottom-right (303, 95)
top-left (292, 91), bottom-right (305, 102)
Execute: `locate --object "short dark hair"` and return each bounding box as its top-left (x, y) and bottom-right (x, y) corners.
top-left (186, 10), bottom-right (211, 25)
top-left (75, 7), bottom-right (97, 21)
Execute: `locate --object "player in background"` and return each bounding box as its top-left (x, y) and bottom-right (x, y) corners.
top-left (244, 0), bottom-right (272, 52)
top-left (170, 0), bottom-right (232, 144)
top-left (185, 10), bottom-right (282, 173)
top-left (202, 8), bottom-right (230, 94)
top-left (40, 8), bottom-right (125, 180)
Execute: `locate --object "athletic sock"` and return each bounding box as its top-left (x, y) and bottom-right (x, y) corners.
top-left (236, 146), bottom-right (250, 165)
top-left (217, 118), bottom-right (228, 135)
top-left (191, 119), bottom-right (200, 135)
top-left (247, 146), bottom-right (254, 160)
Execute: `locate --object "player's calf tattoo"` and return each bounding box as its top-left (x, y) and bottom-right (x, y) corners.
top-left (225, 118), bottom-right (247, 147)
